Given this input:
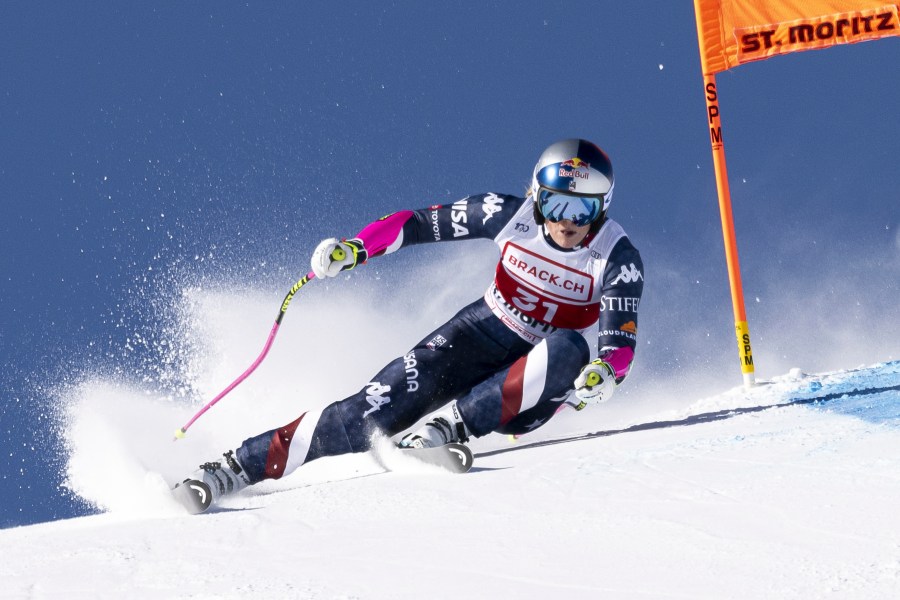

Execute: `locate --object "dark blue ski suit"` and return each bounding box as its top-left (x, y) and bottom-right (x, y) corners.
top-left (236, 193), bottom-right (643, 483)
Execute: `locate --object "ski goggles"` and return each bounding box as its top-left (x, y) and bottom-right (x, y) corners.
top-left (537, 188), bottom-right (603, 226)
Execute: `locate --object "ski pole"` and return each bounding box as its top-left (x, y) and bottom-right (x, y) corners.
top-left (173, 248), bottom-right (347, 441)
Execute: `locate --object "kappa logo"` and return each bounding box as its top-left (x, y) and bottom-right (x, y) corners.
top-left (610, 263), bottom-right (643, 285)
top-left (362, 381), bottom-right (392, 417)
top-left (482, 193), bottom-right (504, 224)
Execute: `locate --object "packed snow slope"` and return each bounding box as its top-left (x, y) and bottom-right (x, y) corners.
top-left (4, 358), bottom-right (899, 599)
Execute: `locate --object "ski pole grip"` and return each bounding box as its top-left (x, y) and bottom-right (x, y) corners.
top-left (331, 247), bottom-right (346, 261)
top-left (585, 372), bottom-right (601, 387)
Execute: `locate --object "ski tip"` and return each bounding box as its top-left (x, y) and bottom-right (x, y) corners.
top-left (172, 479), bottom-right (213, 515)
top-left (396, 442), bottom-right (474, 474)
top-left (443, 442), bottom-right (475, 473)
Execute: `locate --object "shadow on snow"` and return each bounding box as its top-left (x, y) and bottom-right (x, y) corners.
top-left (476, 382), bottom-right (900, 459)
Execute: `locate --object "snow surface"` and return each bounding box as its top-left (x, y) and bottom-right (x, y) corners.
top-left (4, 277), bottom-right (900, 599)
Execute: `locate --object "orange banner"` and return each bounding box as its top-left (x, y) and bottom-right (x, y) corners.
top-left (695, 0), bottom-right (900, 74)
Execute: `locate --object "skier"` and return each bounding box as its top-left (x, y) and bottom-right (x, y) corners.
top-left (175, 138), bottom-right (644, 513)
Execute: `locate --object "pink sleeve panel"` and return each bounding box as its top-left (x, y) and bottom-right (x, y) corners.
top-left (354, 210), bottom-right (415, 257)
top-left (601, 346), bottom-right (635, 381)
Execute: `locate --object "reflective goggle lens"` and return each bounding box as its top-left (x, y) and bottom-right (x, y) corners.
top-left (538, 189), bottom-right (602, 226)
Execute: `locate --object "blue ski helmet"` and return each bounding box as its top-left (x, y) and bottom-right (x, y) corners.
top-left (531, 139), bottom-right (615, 228)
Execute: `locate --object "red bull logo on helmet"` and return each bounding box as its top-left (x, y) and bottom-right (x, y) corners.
top-left (560, 158), bottom-right (590, 169)
top-left (558, 157), bottom-right (591, 181)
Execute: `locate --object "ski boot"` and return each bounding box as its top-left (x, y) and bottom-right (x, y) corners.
top-left (172, 450), bottom-right (249, 514)
top-left (399, 400), bottom-right (470, 449)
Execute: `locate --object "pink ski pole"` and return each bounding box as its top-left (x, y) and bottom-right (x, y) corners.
top-left (173, 269), bottom-right (320, 441)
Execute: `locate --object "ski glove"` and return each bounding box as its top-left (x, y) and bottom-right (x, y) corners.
top-left (573, 359), bottom-right (617, 405)
top-left (310, 237), bottom-right (368, 278)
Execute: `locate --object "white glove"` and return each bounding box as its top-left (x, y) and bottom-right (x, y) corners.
top-left (310, 237), bottom-right (367, 278)
top-left (573, 359), bottom-right (617, 405)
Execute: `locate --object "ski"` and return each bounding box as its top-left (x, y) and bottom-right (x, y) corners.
top-left (399, 442), bottom-right (474, 474)
top-left (173, 443), bottom-right (474, 515)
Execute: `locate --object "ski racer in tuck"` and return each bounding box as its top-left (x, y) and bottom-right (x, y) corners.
top-left (176, 138), bottom-right (644, 513)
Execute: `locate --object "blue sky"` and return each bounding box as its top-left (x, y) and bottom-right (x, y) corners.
top-left (2, 3), bottom-right (897, 527)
